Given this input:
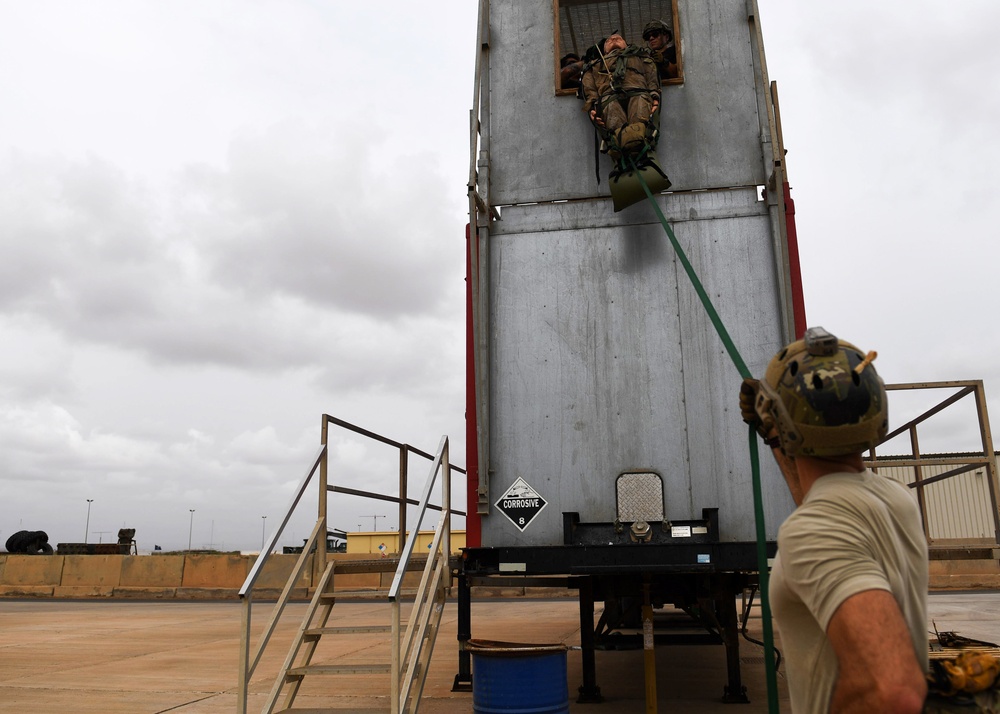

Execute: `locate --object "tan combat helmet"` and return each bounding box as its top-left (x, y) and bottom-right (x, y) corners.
top-left (755, 327), bottom-right (888, 457)
top-left (642, 19), bottom-right (673, 42)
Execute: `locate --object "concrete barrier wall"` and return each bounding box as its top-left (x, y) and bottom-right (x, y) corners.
top-left (0, 553), bottom-right (314, 599)
top-left (0, 552), bottom-right (440, 599)
top-left (2, 552), bottom-right (997, 598)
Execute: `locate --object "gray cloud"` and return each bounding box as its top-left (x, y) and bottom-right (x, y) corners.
top-left (3, 0), bottom-right (995, 550)
top-left (0, 131), bottom-right (466, 380)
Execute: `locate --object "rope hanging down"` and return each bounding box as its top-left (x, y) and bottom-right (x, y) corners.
top-left (631, 163), bottom-right (780, 714)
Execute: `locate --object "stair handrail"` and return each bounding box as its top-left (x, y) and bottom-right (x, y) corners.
top-left (237, 443), bottom-right (327, 714)
top-left (868, 380), bottom-right (1000, 547)
top-left (390, 435), bottom-right (452, 714)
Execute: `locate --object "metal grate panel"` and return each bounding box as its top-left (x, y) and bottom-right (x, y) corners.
top-left (616, 471), bottom-right (665, 522)
top-left (558, 0), bottom-right (676, 56)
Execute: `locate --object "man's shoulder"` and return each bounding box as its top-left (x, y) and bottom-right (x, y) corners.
top-left (810, 470), bottom-right (911, 506)
top-left (781, 471), bottom-right (912, 537)
top-left (779, 474), bottom-right (871, 532)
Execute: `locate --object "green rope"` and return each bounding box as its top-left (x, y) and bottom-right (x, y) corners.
top-left (632, 164), bottom-right (780, 714)
top-left (747, 427), bottom-right (780, 714)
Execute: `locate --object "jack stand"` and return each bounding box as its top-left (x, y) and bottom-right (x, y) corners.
top-left (720, 574), bottom-right (751, 703)
top-left (642, 581), bottom-right (657, 714)
top-left (576, 576), bottom-right (603, 703)
top-left (452, 573), bottom-right (473, 692)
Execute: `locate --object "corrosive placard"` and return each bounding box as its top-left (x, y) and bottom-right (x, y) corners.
top-left (495, 477), bottom-right (547, 532)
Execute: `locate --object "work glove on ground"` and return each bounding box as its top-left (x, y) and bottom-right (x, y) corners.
top-left (935, 651), bottom-right (1000, 695)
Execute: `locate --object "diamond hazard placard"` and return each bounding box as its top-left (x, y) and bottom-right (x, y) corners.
top-left (495, 477), bottom-right (547, 531)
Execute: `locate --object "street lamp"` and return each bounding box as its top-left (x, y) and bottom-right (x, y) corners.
top-left (85, 499), bottom-right (94, 543)
top-left (188, 509), bottom-right (195, 551)
top-left (261, 515), bottom-right (267, 551)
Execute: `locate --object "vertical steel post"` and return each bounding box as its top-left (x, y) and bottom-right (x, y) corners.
top-left (720, 575), bottom-right (749, 702)
top-left (237, 597), bottom-right (251, 714)
top-left (642, 581), bottom-right (657, 714)
top-left (909, 426), bottom-right (929, 540)
top-left (391, 594), bottom-right (401, 714)
top-left (452, 573), bottom-right (473, 691)
top-left (399, 446), bottom-right (408, 553)
top-left (317, 415), bottom-right (329, 587)
top-left (974, 382), bottom-right (1000, 546)
top-left (443, 439), bottom-right (451, 568)
top-left (576, 577), bottom-right (602, 702)
top-left (473, 0), bottom-right (492, 516)
top-left (85, 499), bottom-right (93, 543)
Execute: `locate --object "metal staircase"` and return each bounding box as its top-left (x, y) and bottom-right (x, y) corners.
top-left (268, 560), bottom-right (390, 713)
top-left (237, 420), bottom-right (459, 714)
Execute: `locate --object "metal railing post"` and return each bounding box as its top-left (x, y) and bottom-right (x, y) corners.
top-left (869, 382), bottom-right (1000, 549)
top-left (399, 445), bottom-right (408, 553)
top-left (392, 597), bottom-right (401, 714)
top-left (443, 441), bottom-right (451, 571)
top-left (974, 382), bottom-right (1000, 546)
top-left (236, 444), bottom-right (325, 712)
top-left (909, 426), bottom-right (928, 539)
top-left (317, 415), bottom-right (329, 586)
top-left (238, 597), bottom-right (251, 713)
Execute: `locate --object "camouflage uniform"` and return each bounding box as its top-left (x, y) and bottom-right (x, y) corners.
top-left (581, 46), bottom-right (660, 160)
top-left (650, 46), bottom-right (678, 80)
top-left (642, 20), bottom-right (678, 80)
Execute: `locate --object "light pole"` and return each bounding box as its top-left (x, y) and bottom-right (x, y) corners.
top-left (188, 509), bottom-right (195, 551)
top-left (260, 515), bottom-right (267, 551)
top-left (85, 499), bottom-right (94, 543)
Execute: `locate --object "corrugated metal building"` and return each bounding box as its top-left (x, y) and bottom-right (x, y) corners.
top-left (875, 454), bottom-right (999, 545)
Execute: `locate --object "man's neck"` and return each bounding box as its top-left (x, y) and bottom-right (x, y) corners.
top-left (796, 453), bottom-right (865, 498)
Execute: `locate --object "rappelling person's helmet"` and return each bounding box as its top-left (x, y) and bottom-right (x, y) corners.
top-left (755, 327), bottom-right (888, 457)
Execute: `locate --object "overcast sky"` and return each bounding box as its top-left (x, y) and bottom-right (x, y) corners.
top-left (1, 1), bottom-right (997, 553)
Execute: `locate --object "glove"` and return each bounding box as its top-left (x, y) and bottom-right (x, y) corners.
top-left (940, 651), bottom-right (1000, 695)
top-left (739, 378), bottom-right (780, 449)
top-left (739, 379), bottom-right (762, 427)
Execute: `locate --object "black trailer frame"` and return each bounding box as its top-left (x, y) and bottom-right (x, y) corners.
top-left (453, 529), bottom-right (777, 704)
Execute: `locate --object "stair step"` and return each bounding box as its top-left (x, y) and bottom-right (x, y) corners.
top-left (286, 663), bottom-right (391, 678)
top-left (318, 588), bottom-right (420, 601)
top-left (274, 707), bottom-right (386, 714)
top-left (304, 625), bottom-right (392, 639)
top-left (319, 590), bottom-right (389, 601)
top-left (331, 556), bottom-right (427, 574)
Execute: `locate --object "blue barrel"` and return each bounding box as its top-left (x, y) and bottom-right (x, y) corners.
top-left (468, 639), bottom-right (570, 714)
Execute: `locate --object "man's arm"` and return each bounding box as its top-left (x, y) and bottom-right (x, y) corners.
top-left (827, 590), bottom-right (926, 713)
top-left (581, 70), bottom-right (597, 114)
top-left (642, 56), bottom-right (660, 113)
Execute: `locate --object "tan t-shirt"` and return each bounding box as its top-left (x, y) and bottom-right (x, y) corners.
top-left (769, 470), bottom-right (928, 713)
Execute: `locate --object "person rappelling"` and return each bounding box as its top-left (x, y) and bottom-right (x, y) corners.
top-left (580, 32), bottom-right (671, 211)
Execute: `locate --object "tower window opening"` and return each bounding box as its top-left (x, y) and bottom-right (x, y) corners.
top-left (555, 0), bottom-right (683, 95)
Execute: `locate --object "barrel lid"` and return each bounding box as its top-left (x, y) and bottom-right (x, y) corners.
top-left (466, 639), bottom-right (568, 656)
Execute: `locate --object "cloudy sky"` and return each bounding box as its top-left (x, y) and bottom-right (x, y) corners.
top-left (1, 1), bottom-right (997, 553)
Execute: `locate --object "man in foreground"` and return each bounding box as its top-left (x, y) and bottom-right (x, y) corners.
top-left (741, 327), bottom-right (928, 713)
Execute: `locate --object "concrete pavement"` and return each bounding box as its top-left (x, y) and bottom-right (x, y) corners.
top-left (0, 592), bottom-right (998, 713)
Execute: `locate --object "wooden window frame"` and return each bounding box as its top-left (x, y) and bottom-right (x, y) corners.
top-left (554, 0), bottom-right (683, 96)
